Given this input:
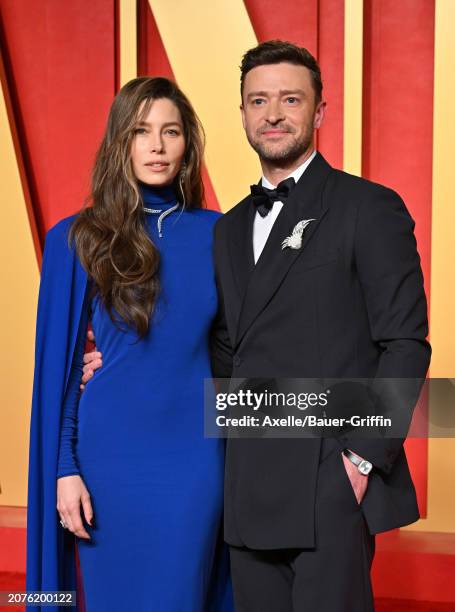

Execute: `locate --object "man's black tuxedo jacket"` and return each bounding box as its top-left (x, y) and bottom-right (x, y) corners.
top-left (211, 153), bottom-right (431, 550)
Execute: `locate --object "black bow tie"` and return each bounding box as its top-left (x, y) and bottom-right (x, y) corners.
top-left (250, 177), bottom-right (296, 217)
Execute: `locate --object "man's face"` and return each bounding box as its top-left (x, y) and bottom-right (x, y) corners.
top-left (240, 62), bottom-right (325, 164)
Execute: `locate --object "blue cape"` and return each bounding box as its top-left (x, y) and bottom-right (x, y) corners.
top-left (26, 215), bottom-right (87, 610)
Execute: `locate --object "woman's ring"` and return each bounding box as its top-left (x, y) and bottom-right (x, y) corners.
top-left (60, 518), bottom-right (67, 529)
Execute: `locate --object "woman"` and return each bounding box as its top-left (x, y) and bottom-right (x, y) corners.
top-left (26, 77), bottom-right (232, 612)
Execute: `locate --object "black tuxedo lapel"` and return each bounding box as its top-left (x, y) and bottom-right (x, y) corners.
top-left (234, 152), bottom-right (334, 348)
top-left (227, 196), bottom-right (256, 300)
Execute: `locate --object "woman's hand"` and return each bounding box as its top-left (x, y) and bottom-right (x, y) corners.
top-left (57, 475), bottom-right (93, 539)
top-left (80, 330), bottom-right (103, 391)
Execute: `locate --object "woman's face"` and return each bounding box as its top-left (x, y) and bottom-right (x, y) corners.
top-left (131, 98), bottom-right (186, 187)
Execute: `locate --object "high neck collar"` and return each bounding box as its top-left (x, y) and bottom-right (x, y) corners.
top-left (138, 181), bottom-right (178, 208)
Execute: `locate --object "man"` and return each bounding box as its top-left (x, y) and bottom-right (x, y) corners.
top-left (83, 41), bottom-right (430, 611)
top-left (208, 40), bottom-right (430, 611)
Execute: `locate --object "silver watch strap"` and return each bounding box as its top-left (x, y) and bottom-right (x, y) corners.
top-left (343, 448), bottom-right (361, 467)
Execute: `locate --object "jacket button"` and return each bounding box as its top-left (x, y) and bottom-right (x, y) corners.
top-left (233, 355), bottom-right (242, 366)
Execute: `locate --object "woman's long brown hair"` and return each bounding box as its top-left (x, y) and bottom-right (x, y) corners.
top-left (69, 77), bottom-right (205, 338)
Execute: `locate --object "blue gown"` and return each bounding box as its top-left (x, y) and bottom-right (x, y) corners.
top-left (54, 185), bottom-right (232, 611)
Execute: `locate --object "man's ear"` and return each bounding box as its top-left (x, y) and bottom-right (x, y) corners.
top-left (313, 100), bottom-right (327, 129)
top-left (240, 103), bottom-right (246, 131)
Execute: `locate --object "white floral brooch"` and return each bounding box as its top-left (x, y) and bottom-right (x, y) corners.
top-left (281, 219), bottom-right (317, 250)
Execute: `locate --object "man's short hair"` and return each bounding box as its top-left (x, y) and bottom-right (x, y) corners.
top-left (240, 40), bottom-right (323, 104)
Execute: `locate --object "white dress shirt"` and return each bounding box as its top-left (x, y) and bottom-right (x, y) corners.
top-left (252, 150), bottom-right (317, 264)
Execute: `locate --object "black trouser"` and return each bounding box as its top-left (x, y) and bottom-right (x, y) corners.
top-left (229, 439), bottom-right (376, 612)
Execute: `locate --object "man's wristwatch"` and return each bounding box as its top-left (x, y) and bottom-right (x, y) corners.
top-left (343, 449), bottom-right (373, 475)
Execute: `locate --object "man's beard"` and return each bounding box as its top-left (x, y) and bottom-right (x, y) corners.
top-left (247, 126), bottom-right (313, 165)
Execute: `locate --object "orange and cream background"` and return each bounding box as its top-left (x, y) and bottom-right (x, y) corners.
top-left (0, 0), bottom-right (454, 607)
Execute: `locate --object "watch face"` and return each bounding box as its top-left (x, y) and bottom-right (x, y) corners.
top-left (359, 460), bottom-right (373, 475)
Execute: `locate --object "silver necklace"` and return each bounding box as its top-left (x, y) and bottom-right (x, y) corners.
top-left (143, 203), bottom-right (180, 238)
